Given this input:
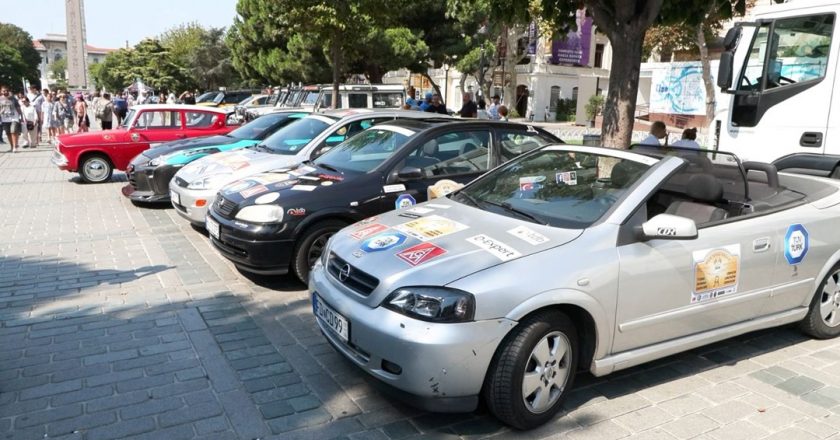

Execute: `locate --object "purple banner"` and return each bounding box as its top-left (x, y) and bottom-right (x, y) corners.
top-left (551, 9), bottom-right (592, 66)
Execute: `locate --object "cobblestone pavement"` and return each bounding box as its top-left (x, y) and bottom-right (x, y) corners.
top-left (2, 146), bottom-right (840, 440)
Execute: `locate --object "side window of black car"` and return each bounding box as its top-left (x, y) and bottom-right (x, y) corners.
top-left (309, 117), bottom-right (392, 159)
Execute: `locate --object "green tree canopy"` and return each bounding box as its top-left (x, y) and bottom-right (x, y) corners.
top-left (0, 23), bottom-right (41, 89)
top-left (89, 39), bottom-right (196, 93)
top-left (160, 24), bottom-right (242, 90)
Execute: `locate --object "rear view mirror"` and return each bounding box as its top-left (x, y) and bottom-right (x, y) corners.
top-left (718, 52), bottom-right (734, 91)
top-left (397, 166), bottom-right (423, 181)
top-left (638, 214), bottom-right (698, 241)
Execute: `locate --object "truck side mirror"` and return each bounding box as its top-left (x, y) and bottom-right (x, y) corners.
top-left (718, 51), bottom-right (734, 91)
top-left (722, 26), bottom-right (741, 51)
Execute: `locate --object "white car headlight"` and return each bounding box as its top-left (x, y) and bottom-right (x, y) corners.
top-left (148, 156), bottom-right (164, 167)
top-left (187, 174), bottom-right (232, 190)
top-left (234, 205), bottom-right (284, 223)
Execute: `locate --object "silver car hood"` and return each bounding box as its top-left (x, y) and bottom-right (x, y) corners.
top-left (174, 149), bottom-right (301, 185)
top-left (328, 199), bottom-right (583, 307)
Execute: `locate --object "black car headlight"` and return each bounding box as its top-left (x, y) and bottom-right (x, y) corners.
top-left (383, 287), bottom-right (475, 323)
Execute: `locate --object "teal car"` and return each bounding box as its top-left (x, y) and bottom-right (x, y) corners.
top-left (123, 111), bottom-right (308, 203)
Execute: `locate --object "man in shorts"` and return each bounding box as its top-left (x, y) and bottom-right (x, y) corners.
top-left (0, 85), bottom-right (22, 152)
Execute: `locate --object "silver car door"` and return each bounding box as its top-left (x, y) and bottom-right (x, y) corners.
top-left (612, 217), bottom-right (780, 354)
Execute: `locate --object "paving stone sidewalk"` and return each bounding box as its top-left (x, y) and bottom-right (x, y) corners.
top-left (1, 147), bottom-right (840, 440)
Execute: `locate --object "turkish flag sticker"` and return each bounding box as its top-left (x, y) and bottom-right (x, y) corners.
top-left (396, 242), bottom-right (447, 266)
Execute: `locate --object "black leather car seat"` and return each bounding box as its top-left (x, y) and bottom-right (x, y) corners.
top-left (665, 174), bottom-right (728, 224)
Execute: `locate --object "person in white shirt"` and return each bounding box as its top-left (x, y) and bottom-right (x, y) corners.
top-left (20, 97), bottom-right (38, 148)
top-left (640, 121), bottom-right (667, 146)
top-left (487, 95), bottom-right (501, 120)
top-left (671, 127), bottom-right (701, 149)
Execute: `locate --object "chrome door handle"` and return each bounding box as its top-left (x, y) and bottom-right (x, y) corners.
top-left (753, 237), bottom-right (771, 252)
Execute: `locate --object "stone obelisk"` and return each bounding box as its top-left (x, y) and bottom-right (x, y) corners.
top-left (65, 0), bottom-right (88, 88)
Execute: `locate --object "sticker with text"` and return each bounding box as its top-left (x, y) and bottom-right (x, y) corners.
top-left (360, 232), bottom-right (407, 252)
top-left (507, 225), bottom-right (549, 245)
top-left (394, 215), bottom-right (469, 241)
top-left (466, 234), bottom-right (521, 261)
top-left (692, 244), bottom-right (740, 303)
top-left (350, 223), bottom-right (389, 240)
top-left (555, 171), bottom-right (577, 185)
top-left (396, 242), bottom-right (447, 266)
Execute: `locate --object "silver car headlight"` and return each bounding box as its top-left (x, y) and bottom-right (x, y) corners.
top-left (187, 174), bottom-right (231, 190)
top-left (234, 205), bottom-right (284, 223)
top-left (383, 287), bottom-right (475, 323)
top-left (148, 156), bottom-right (164, 167)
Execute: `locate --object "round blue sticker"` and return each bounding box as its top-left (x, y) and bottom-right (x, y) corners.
top-left (360, 232), bottom-right (407, 253)
top-left (395, 194), bottom-right (416, 210)
top-left (784, 224), bottom-right (809, 265)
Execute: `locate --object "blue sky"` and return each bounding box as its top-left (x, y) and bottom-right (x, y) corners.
top-left (6, 0), bottom-right (238, 49)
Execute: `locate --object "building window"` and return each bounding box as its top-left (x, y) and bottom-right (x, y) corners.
top-left (549, 86), bottom-right (561, 112)
top-left (572, 87), bottom-right (579, 102)
top-left (594, 44), bottom-right (605, 68)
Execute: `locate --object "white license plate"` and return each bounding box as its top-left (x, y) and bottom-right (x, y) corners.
top-left (206, 217), bottom-right (220, 239)
top-left (313, 294), bottom-right (349, 343)
top-left (170, 190), bottom-right (181, 205)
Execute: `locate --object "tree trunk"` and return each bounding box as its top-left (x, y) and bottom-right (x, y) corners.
top-left (502, 25), bottom-right (525, 113)
top-left (600, 30), bottom-right (646, 148)
top-left (696, 17), bottom-right (716, 125)
top-left (420, 72), bottom-right (442, 99)
top-left (331, 38), bottom-right (342, 109)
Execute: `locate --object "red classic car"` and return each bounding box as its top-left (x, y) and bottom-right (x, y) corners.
top-left (51, 104), bottom-right (237, 183)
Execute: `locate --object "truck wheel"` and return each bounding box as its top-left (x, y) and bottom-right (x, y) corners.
top-left (291, 220), bottom-right (347, 283)
top-left (484, 310), bottom-right (578, 430)
top-left (80, 155), bottom-right (113, 183)
top-left (801, 263), bottom-right (840, 339)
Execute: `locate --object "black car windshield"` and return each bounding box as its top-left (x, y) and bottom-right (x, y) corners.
top-left (315, 127), bottom-right (414, 173)
top-left (197, 92), bottom-right (223, 104)
top-left (258, 116), bottom-right (334, 155)
top-left (454, 148), bottom-right (653, 228)
top-left (228, 113), bottom-right (304, 140)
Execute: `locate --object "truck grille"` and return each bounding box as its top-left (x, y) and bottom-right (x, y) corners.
top-left (327, 253), bottom-right (378, 296)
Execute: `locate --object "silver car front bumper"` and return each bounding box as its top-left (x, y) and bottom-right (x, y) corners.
top-left (310, 261), bottom-right (515, 412)
top-left (168, 182), bottom-right (216, 225)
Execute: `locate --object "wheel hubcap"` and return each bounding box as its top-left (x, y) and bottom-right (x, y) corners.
top-left (522, 331), bottom-right (571, 414)
top-left (819, 271), bottom-right (840, 327)
top-left (84, 159), bottom-right (108, 181)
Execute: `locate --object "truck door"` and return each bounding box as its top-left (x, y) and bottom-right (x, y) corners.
top-left (718, 13), bottom-right (836, 164)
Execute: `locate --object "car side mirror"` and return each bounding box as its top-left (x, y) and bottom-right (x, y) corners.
top-left (638, 214), bottom-right (698, 241)
top-left (397, 166), bottom-right (423, 181)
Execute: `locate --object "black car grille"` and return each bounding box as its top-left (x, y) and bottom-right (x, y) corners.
top-left (327, 253), bottom-right (379, 296)
top-left (174, 176), bottom-right (189, 188)
top-left (128, 168), bottom-right (151, 192)
top-left (151, 166), bottom-right (179, 195)
top-left (214, 196), bottom-right (238, 218)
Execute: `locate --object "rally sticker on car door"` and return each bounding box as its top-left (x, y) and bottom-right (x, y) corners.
top-left (692, 244), bottom-right (740, 303)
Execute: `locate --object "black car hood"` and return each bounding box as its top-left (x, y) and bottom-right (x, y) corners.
top-left (219, 162), bottom-right (349, 206)
top-left (145, 135), bottom-right (235, 159)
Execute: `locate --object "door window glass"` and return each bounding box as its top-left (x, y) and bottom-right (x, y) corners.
top-left (311, 117), bottom-right (391, 158)
top-left (134, 111), bottom-right (180, 129)
top-left (348, 93), bottom-right (368, 108)
top-left (497, 130), bottom-right (554, 161)
top-left (738, 14), bottom-right (834, 91)
top-left (185, 112), bottom-right (216, 128)
top-left (373, 93), bottom-right (403, 108)
top-left (404, 130), bottom-right (491, 177)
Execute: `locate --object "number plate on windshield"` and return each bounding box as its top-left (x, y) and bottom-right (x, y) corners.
top-left (313, 294), bottom-right (349, 343)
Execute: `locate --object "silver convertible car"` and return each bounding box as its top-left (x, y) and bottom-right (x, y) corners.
top-left (309, 144), bottom-right (840, 429)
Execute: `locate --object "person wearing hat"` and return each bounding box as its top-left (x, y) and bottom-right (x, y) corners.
top-left (487, 95), bottom-right (501, 120)
top-left (419, 92), bottom-right (434, 112)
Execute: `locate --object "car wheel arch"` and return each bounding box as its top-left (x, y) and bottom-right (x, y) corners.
top-left (503, 290), bottom-right (609, 373)
top-left (808, 249), bottom-right (840, 308)
top-left (291, 211), bottom-right (356, 237)
top-left (78, 150), bottom-right (113, 170)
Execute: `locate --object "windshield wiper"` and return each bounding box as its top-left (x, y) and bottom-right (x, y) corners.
top-left (317, 163), bottom-right (340, 173)
top-left (453, 190), bottom-right (480, 208)
top-left (481, 199), bottom-right (548, 225)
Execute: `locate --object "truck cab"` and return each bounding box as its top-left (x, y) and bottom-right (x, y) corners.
top-left (714, 1), bottom-right (840, 176)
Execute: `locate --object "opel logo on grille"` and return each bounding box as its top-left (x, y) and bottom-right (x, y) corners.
top-left (338, 264), bottom-right (351, 282)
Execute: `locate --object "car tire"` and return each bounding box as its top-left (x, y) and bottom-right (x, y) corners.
top-left (800, 263), bottom-right (840, 339)
top-left (79, 154), bottom-right (113, 183)
top-left (291, 219), bottom-right (347, 283)
top-left (484, 310), bottom-right (578, 430)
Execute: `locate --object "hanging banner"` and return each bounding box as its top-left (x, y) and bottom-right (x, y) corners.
top-left (551, 9), bottom-right (592, 66)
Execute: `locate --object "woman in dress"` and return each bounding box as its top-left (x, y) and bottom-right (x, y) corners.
top-left (42, 93), bottom-right (56, 143)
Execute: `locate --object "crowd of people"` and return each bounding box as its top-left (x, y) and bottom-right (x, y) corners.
top-left (402, 86), bottom-right (509, 121)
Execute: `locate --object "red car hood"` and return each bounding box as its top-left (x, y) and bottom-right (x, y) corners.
top-left (58, 129), bottom-right (128, 146)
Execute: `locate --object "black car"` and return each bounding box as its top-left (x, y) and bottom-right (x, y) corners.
top-left (122, 111), bottom-right (307, 203)
top-left (205, 119), bottom-right (560, 281)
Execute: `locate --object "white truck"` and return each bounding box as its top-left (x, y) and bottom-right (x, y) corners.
top-left (714, 0), bottom-right (839, 177)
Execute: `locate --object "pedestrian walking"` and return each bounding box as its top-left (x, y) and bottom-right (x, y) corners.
top-left (0, 85), bottom-right (22, 152)
top-left (42, 93), bottom-right (57, 143)
top-left (477, 99), bottom-right (489, 119)
top-left (487, 95), bottom-right (501, 120)
top-left (98, 93), bottom-right (114, 130)
top-left (113, 94), bottom-right (128, 126)
top-left (423, 93), bottom-right (448, 115)
top-left (75, 95), bottom-right (89, 132)
top-left (179, 90), bottom-right (195, 105)
top-left (28, 86), bottom-right (45, 142)
top-left (458, 92), bottom-right (477, 118)
top-left (20, 97), bottom-right (38, 148)
top-left (641, 121), bottom-right (668, 146)
top-left (671, 127), bottom-right (701, 149)
top-left (91, 91), bottom-right (103, 129)
top-left (54, 94), bottom-right (73, 135)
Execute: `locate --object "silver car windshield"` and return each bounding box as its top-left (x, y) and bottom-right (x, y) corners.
top-left (315, 128), bottom-right (413, 174)
top-left (454, 149), bottom-right (651, 228)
